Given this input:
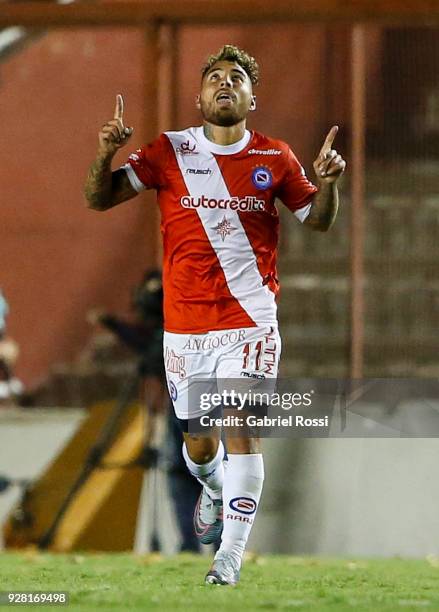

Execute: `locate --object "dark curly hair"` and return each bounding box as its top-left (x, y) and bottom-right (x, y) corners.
top-left (201, 45), bottom-right (259, 86)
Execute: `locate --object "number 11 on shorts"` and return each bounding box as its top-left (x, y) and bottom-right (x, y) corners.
top-left (242, 341), bottom-right (263, 370)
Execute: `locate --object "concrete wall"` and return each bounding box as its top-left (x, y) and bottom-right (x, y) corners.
top-left (0, 408), bottom-right (84, 548)
top-left (0, 407), bottom-right (180, 554)
top-left (254, 438), bottom-right (439, 557)
top-left (1, 28), bottom-right (157, 387)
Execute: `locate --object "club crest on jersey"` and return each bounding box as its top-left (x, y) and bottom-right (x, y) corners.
top-left (252, 166), bottom-right (273, 190)
top-left (229, 497), bottom-right (257, 515)
top-left (212, 216), bottom-right (237, 241)
top-left (176, 140), bottom-right (199, 155)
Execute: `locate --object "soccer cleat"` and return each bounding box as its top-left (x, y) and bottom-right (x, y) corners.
top-left (205, 551), bottom-right (241, 586)
top-left (193, 488), bottom-right (223, 544)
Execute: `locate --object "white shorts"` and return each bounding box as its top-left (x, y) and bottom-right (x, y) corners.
top-left (163, 325), bottom-right (281, 420)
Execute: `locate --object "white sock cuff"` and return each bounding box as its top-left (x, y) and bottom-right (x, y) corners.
top-left (227, 453), bottom-right (265, 479)
top-left (182, 440), bottom-right (225, 477)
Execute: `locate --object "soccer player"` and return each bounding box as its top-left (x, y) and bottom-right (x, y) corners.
top-left (84, 45), bottom-right (346, 585)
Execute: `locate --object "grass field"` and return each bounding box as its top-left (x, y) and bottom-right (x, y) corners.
top-left (0, 552), bottom-right (438, 611)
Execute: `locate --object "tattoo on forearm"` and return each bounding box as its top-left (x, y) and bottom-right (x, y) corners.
top-left (305, 183), bottom-right (339, 231)
top-left (84, 155), bottom-right (113, 210)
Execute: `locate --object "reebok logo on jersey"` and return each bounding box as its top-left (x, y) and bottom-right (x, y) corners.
top-left (248, 148), bottom-right (282, 155)
top-left (180, 195), bottom-right (265, 212)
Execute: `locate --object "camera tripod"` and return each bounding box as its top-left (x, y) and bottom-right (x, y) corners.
top-left (38, 365), bottom-right (169, 552)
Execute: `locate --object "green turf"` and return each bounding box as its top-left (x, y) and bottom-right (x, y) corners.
top-left (0, 552), bottom-right (438, 611)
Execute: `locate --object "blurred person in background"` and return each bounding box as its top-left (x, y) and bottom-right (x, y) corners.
top-left (84, 44), bottom-right (345, 584)
top-left (0, 289), bottom-right (24, 405)
top-left (87, 270), bottom-right (201, 553)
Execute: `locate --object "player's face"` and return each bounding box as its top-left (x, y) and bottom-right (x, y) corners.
top-left (198, 61), bottom-right (255, 127)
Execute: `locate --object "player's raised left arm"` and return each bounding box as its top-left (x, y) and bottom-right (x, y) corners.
top-left (304, 126), bottom-right (346, 232)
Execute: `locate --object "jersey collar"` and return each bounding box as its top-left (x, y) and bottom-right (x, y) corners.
top-left (194, 126), bottom-right (251, 155)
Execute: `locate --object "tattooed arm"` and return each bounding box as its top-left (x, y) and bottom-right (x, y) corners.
top-left (84, 158), bottom-right (137, 211)
top-left (303, 182), bottom-right (339, 232)
top-left (84, 94), bottom-right (137, 211)
top-left (304, 125), bottom-right (346, 232)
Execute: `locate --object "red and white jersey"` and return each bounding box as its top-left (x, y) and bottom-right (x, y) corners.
top-left (122, 127), bottom-right (317, 334)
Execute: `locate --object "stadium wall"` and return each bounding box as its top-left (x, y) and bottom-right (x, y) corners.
top-left (1, 29), bottom-right (157, 388)
top-left (254, 438), bottom-right (439, 558)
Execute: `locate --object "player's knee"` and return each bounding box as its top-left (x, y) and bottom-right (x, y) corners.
top-left (184, 436), bottom-right (219, 464)
top-left (226, 437), bottom-right (261, 455)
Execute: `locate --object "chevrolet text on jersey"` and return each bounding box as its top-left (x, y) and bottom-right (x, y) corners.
top-left (180, 195), bottom-right (265, 211)
top-left (247, 148), bottom-right (282, 155)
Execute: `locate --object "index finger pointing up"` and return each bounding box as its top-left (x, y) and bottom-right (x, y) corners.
top-left (319, 125), bottom-right (339, 158)
top-left (114, 94), bottom-right (124, 121)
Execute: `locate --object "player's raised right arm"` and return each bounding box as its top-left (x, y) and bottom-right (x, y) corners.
top-left (84, 94), bottom-right (137, 211)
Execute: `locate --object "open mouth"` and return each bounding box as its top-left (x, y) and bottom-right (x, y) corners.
top-left (216, 93), bottom-right (235, 104)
